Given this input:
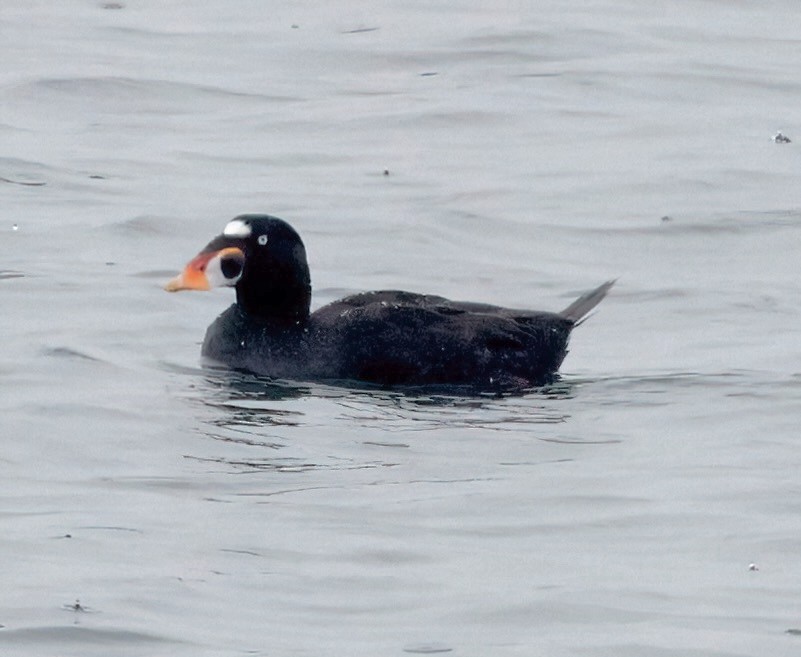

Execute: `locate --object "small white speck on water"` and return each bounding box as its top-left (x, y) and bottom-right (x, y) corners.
top-left (12, 224), bottom-right (19, 231)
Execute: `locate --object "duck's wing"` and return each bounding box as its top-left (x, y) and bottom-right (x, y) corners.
top-left (309, 292), bottom-right (573, 387)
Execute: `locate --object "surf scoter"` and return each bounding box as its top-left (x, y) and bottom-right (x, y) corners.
top-left (166, 214), bottom-right (613, 389)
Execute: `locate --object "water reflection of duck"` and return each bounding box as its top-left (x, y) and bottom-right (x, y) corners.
top-left (166, 215), bottom-right (613, 390)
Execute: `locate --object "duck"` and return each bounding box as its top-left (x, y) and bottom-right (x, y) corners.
top-left (165, 214), bottom-right (613, 390)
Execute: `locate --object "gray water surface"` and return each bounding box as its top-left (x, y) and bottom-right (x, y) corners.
top-left (3, 2), bottom-right (801, 655)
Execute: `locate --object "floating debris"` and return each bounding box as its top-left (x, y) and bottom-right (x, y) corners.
top-left (12, 224), bottom-right (18, 231)
top-left (660, 215), bottom-right (672, 222)
top-left (383, 169), bottom-right (390, 176)
top-left (63, 599), bottom-right (88, 613)
top-left (62, 599), bottom-right (95, 625)
top-left (772, 131), bottom-right (791, 144)
top-left (748, 563), bottom-right (759, 571)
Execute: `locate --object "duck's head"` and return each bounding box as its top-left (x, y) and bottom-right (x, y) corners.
top-left (166, 214), bottom-right (311, 323)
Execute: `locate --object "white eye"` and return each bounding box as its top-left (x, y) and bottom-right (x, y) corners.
top-left (223, 219), bottom-right (252, 238)
top-left (257, 234), bottom-right (268, 246)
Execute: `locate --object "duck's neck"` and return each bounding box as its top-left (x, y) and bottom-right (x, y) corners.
top-left (234, 239), bottom-right (312, 327)
top-left (236, 282), bottom-right (311, 327)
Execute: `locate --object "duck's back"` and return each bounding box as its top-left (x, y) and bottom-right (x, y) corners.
top-left (307, 291), bottom-right (574, 387)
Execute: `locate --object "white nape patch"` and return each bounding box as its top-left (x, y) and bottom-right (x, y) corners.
top-left (223, 219), bottom-right (252, 238)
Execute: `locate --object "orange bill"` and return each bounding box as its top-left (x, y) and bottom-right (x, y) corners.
top-left (164, 251), bottom-right (215, 291)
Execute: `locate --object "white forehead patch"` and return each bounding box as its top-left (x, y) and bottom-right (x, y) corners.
top-left (223, 219), bottom-right (252, 238)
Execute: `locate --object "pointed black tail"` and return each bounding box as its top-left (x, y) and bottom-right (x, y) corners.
top-left (559, 280), bottom-right (615, 325)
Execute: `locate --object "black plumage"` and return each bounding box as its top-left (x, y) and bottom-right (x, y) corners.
top-left (167, 215), bottom-right (613, 390)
